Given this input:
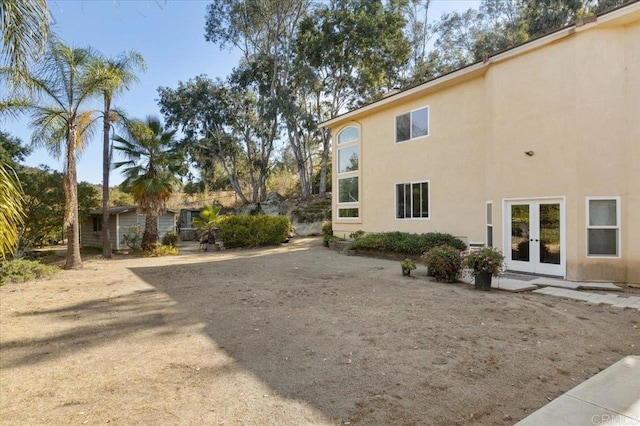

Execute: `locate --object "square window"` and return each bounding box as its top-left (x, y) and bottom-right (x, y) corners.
top-left (588, 229), bottom-right (618, 256)
top-left (395, 107), bottom-right (428, 143)
top-left (396, 181), bottom-right (428, 219)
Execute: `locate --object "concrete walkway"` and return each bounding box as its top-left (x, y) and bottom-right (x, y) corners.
top-left (533, 287), bottom-right (640, 310)
top-left (516, 355), bottom-right (640, 425)
top-left (462, 271), bottom-right (640, 310)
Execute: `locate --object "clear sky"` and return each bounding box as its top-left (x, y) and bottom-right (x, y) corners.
top-left (2, 0), bottom-right (478, 186)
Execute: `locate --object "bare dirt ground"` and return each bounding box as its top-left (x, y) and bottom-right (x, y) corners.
top-left (1, 237), bottom-right (638, 425)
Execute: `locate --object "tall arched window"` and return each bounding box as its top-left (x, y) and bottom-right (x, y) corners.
top-left (336, 126), bottom-right (360, 219)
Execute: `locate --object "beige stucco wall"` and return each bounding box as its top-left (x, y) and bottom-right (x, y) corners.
top-left (329, 6), bottom-right (640, 283)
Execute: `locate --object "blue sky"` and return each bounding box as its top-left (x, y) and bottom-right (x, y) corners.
top-left (3, 0), bottom-right (478, 186)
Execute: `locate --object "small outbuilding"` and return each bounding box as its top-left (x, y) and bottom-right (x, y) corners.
top-left (81, 206), bottom-right (178, 251)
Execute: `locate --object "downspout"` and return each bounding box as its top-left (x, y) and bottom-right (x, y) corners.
top-left (116, 213), bottom-right (120, 251)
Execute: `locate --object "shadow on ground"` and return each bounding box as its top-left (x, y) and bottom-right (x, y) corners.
top-left (124, 239), bottom-right (638, 425)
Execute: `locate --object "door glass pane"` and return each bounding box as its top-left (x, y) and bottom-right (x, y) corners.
top-left (511, 204), bottom-right (530, 262)
top-left (589, 200), bottom-right (617, 226)
top-left (539, 203), bottom-right (561, 265)
top-left (338, 146), bottom-right (358, 173)
top-left (396, 113), bottom-right (410, 142)
top-left (588, 229), bottom-right (618, 256)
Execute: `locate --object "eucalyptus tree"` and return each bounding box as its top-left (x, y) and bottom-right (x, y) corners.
top-left (294, 0), bottom-right (410, 194)
top-left (114, 116), bottom-right (184, 250)
top-left (205, 0), bottom-right (310, 201)
top-left (0, 40), bottom-right (106, 269)
top-left (90, 50), bottom-right (145, 259)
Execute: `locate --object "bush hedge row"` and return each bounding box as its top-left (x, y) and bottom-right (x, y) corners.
top-left (218, 215), bottom-right (291, 248)
top-left (349, 231), bottom-right (466, 255)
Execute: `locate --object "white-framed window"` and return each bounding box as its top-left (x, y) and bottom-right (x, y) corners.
top-left (395, 106), bottom-right (429, 143)
top-left (486, 201), bottom-right (493, 248)
top-left (586, 197), bottom-right (620, 257)
top-left (396, 181), bottom-right (429, 219)
top-left (336, 125), bottom-right (360, 220)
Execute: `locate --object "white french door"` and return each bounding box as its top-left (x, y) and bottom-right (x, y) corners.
top-left (505, 198), bottom-right (565, 277)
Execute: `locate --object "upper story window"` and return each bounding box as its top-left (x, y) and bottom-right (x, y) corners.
top-left (338, 126), bottom-right (358, 144)
top-left (396, 106), bottom-right (429, 143)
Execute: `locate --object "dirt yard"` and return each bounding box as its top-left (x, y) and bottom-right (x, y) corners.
top-left (1, 238), bottom-right (638, 425)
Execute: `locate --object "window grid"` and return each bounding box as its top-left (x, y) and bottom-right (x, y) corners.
top-left (396, 181), bottom-right (429, 220)
top-left (586, 197), bottom-right (620, 258)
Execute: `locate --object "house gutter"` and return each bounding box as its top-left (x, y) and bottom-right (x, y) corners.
top-left (319, 1), bottom-right (640, 129)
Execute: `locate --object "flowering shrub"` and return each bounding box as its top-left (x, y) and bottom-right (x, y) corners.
top-left (421, 245), bottom-right (463, 283)
top-left (464, 247), bottom-right (505, 277)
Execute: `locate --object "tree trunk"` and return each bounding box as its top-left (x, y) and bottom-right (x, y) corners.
top-left (141, 212), bottom-right (158, 251)
top-left (101, 97), bottom-right (112, 258)
top-left (319, 129), bottom-right (330, 196)
top-left (64, 129), bottom-right (82, 269)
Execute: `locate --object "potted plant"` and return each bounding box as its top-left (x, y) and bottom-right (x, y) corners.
top-left (464, 247), bottom-right (505, 291)
top-left (401, 258), bottom-right (416, 276)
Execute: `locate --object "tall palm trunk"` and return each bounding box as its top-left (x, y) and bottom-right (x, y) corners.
top-left (101, 96), bottom-right (112, 258)
top-left (141, 212), bottom-right (158, 250)
top-left (64, 129), bottom-right (82, 269)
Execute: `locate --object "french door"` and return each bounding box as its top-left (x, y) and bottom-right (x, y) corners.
top-left (505, 199), bottom-right (565, 277)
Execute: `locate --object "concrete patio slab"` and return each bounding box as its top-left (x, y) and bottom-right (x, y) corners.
top-left (516, 356), bottom-right (640, 425)
top-left (533, 288), bottom-right (640, 310)
top-left (461, 276), bottom-right (539, 292)
top-left (530, 277), bottom-right (622, 291)
top-left (492, 277), bottom-right (539, 292)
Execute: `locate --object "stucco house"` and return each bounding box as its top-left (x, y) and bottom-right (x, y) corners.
top-left (321, 3), bottom-right (640, 283)
top-left (81, 206), bottom-right (178, 251)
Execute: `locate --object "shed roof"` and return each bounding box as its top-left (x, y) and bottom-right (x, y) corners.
top-left (90, 206), bottom-right (179, 216)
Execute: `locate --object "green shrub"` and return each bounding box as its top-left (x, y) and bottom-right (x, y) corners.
top-left (322, 221), bottom-right (333, 246)
top-left (218, 215), bottom-right (291, 248)
top-left (421, 245), bottom-right (463, 283)
top-left (162, 231), bottom-right (179, 247)
top-left (121, 225), bottom-right (143, 251)
top-left (143, 244), bottom-right (179, 257)
top-left (292, 198), bottom-right (331, 223)
top-left (349, 230), bottom-right (365, 240)
top-left (350, 231), bottom-right (466, 255)
top-left (0, 259), bottom-right (60, 285)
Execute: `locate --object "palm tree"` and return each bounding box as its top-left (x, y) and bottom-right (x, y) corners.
top-left (1, 40), bottom-right (105, 269)
top-left (0, 0), bottom-right (50, 75)
top-left (90, 51), bottom-right (146, 259)
top-left (0, 163), bottom-right (24, 259)
top-left (114, 116), bottom-right (183, 250)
